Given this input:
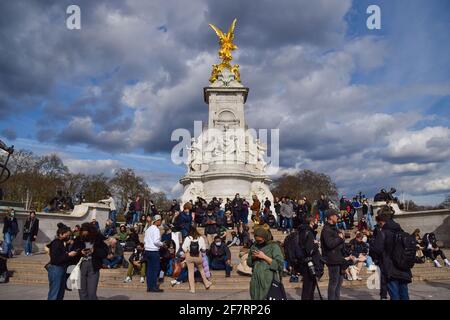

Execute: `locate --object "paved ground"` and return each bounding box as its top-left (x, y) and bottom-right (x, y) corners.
top-left (1, 280), bottom-right (449, 300)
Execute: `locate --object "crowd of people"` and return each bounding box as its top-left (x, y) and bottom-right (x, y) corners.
top-left (1, 190), bottom-right (449, 300)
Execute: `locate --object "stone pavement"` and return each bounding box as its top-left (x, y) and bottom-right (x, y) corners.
top-left (1, 280), bottom-right (449, 300)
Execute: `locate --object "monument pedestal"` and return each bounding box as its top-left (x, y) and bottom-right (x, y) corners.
top-left (180, 68), bottom-right (274, 209)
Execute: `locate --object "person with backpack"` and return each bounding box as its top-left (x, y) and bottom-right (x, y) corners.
top-left (371, 209), bottom-right (414, 300)
top-left (181, 226), bottom-right (212, 293)
top-left (22, 210), bottom-right (39, 256)
top-left (320, 208), bottom-right (347, 300)
top-left (2, 209), bottom-right (19, 258)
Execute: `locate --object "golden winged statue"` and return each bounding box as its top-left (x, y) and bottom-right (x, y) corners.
top-left (209, 18), bottom-right (241, 83)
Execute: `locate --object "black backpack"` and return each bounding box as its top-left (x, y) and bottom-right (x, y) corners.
top-left (392, 231), bottom-right (416, 271)
top-left (189, 238), bottom-right (200, 257)
top-left (283, 231), bottom-right (305, 270)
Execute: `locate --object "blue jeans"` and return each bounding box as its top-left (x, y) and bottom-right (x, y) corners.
top-left (284, 217), bottom-right (293, 232)
top-left (319, 210), bottom-right (326, 224)
top-left (24, 235), bottom-right (32, 255)
top-left (132, 211), bottom-right (141, 225)
top-left (145, 251), bottom-right (160, 290)
top-left (387, 280), bottom-right (409, 300)
top-left (109, 210), bottom-right (117, 226)
top-left (365, 255), bottom-right (374, 268)
top-left (47, 265), bottom-right (67, 300)
top-left (210, 259), bottom-right (231, 276)
top-left (4, 232), bottom-right (14, 257)
top-left (102, 256), bottom-right (123, 268)
top-left (337, 221), bottom-right (347, 230)
top-left (367, 214), bottom-right (375, 230)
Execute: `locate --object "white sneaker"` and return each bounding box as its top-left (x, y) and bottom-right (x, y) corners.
top-left (347, 275), bottom-right (353, 281)
top-left (434, 260), bottom-right (442, 268)
top-left (368, 265), bottom-right (377, 272)
top-left (140, 277), bottom-right (145, 283)
top-left (171, 280), bottom-right (180, 287)
top-left (123, 276), bottom-right (132, 283)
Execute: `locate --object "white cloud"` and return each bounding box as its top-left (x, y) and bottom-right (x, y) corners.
top-left (383, 126), bottom-right (450, 163)
top-left (64, 159), bottom-right (122, 175)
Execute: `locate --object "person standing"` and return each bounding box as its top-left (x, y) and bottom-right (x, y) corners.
top-left (297, 217), bottom-right (322, 300)
top-left (250, 195), bottom-right (261, 221)
top-left (371, 210), bottom-right (413, 300)
top-left (320, 209), bottom-right (346, 300)
top-left (144, 214), bottom-right (164, 292)
top-left (317, 194), bottom-right (329, 226)
top-left (47, 224), bottom-right (78, 300)
top-left (247, 228), bottom-right (284, 300)
top-left (2, 209), bottom-right (18, 258)
top-left (133, 195), bottom-right (142, 226)
top-left (204, 209), bottom-right (218, 246)
top-left (99, 193), bottom-right (117, 227)
top-left (274, 197), bottom-right (282, 230)
top-left (73, 223), bottom-right (109, 300)
top-left (264, 197), bottom-right (271, 210)
top-left (182, 225), bottom-right (212, 293)
top-left (23, 211), bottom-right (39, 256)
top-left (280, 197), bottom-right (294, 234)
top-left (231, 194), bottom-right (243, 227)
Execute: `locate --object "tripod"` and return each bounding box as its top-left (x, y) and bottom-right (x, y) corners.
top-left (312, 273), bottom-right (323, 300)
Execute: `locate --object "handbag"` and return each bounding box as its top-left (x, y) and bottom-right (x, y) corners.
top-left (67, 258), bottom-right (84, 290)
top-left (266, 271), bottom-right (287, 300)
top-left (172, 259), bottom-right (182, 278)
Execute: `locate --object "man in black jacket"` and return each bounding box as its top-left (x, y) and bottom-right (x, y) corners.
top-left (22, 211), bottom-right (39, 256)
top-left (371, 213), bottom-right (412, 300)
top-left (320, 208), bottom-right (346, 300)
top-left (297, 217), bottom-right (322, 300)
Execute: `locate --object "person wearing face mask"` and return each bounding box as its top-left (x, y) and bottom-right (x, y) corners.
top-left (2, 209), bottom-right (18, 258)
top-left (46, 224), bottom-right (78, 300)
top-left (247, 228), bottom-right (284, 300)
top-left (71, 222), bottom-right (109, 300)
top-left (208, 235), bottom-right (232, 277)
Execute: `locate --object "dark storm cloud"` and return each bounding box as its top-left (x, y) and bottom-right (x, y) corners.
top-left (1, 128), bottom-right (17, 141)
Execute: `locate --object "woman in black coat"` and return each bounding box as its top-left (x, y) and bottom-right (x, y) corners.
top-left (23, 211), bottom-right (39, 256)
top-left (71, 222), bottom-right (108, 300)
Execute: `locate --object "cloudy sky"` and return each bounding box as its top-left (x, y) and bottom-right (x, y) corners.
top-left (1, 0), bottom-right (449, 205)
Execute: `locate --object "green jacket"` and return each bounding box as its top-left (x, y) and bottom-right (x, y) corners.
top-left (247, 241), bottom-right (284, 300)
top-left (117, 231), bottom-right (128, 242)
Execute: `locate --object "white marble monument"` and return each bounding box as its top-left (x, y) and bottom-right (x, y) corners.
top-left (179, 19), bottom-right (274, 207)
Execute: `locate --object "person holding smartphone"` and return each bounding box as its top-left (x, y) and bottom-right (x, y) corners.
top-left (247, 227), bottom-right (284, 300)
top-left (71, 222), bottom-right (108, 300)
top-left (47, 224), bottom-right (78, 300)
